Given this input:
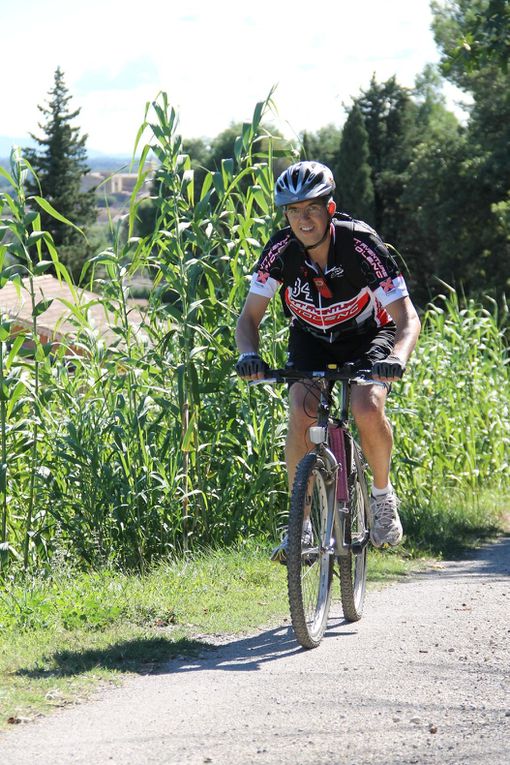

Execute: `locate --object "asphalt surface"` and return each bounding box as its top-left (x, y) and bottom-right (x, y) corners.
top-left (2, 536), bottom-right (509, 765)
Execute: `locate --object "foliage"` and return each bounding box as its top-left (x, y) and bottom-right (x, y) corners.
top-left (1, 93), bottom-right (291, 573)
top-left (0, 92), bottom-right (508, 579)
top-left (300, 124), bottom-right (343, 173)
top-left (431, 1), bottom-right (510, 300)
top-left (432, 0), bottom-right (510, 82)
top-left (391, 287), bottom-right (509, 549)
top-left (355, 75), bottom-right (419, 243)
top-left (23, 67), bottom-right (97, 280)
top-left (335, 103), bottom-right (375, 224)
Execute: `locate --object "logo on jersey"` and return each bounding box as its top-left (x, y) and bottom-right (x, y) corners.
top-left (285, 288), bottom-right (370, 328)
top-left (354, 238), bottom-right (388, 279)
top-left (257, 234), bottom-right (292, 274)
top-left (289, 277), bottom-right (313, 303)
top-left (380, 277), bottom-right (396, 293)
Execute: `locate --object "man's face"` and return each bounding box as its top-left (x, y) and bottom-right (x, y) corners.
top-left (284, 199), bottom-right (330, 246)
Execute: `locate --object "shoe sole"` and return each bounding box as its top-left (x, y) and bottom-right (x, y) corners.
top-left (370, 535), bottom-right (403, 548)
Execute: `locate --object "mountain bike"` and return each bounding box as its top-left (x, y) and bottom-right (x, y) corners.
top-left (251, 364), bottom-right (382, 649)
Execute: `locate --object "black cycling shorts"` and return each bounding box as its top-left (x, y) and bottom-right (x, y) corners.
top-left (287, 323), bottom-right (396, 374)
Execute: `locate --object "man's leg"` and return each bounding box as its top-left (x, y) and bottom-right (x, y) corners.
top-left (285, 381), bottom-right (319, 492)
top-left (350, 384), bottom-right (392, 489)
top-left (351, 384), bottom-right (403, 547)
top-left (271, 382), bottom-right (318, 562)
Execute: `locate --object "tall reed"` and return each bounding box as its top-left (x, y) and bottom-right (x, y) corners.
top-left (391, 287), bottom-right (509, 550)
top-left (0, 97), bottom-right (508, 574)
top-left (0, 148), bottom-right (77, 569)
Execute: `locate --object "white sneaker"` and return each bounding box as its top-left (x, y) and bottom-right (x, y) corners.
top-left (270, 520), bottom-right (313, 563)
top-left (369, 492), bottom-right (403, 547)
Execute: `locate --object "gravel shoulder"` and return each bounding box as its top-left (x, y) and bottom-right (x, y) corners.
top-left (2, 536), bottom-right (509, 765)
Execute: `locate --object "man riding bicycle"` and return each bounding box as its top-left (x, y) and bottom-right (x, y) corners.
top-left (235, 161), bottom-right (421, 557)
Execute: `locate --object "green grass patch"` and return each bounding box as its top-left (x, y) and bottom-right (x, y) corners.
top-left (0, 541), bottom-right (423, 728)
top-left (0, 542), bottom-right (288, 727)
top-left (399, 487), bottom-right (507, 558)
top-left (1, 487), bottom-right (506, 729)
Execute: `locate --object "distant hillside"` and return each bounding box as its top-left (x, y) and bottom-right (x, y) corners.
top-left (0, 135), bottom-right (131, 168)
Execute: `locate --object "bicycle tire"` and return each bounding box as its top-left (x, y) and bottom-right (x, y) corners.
top-left (287, 452), bottom-right (334, 649)
top-left (338, 440), bottom-right (369, 622)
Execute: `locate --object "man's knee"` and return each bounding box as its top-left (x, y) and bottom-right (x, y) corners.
top-left (351, 388), bottom-right (387, 427)
top-left (288, 383), bottom-right (318, 434)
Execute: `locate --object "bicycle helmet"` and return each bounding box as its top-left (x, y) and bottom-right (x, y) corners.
top-left (274, 161), bottom-right (336, 207)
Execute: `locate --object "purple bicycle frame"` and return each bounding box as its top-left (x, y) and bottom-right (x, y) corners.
top-left (328, 425), bottom-right (349, 502)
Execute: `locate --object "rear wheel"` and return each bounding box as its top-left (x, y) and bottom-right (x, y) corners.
top-left (287, 452), bottom-right (334, 648)
top-left (339, 442), bottom-right (369, 621)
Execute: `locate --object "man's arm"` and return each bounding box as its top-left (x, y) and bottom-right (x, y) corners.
top-left (235, 292), bottom-right (271, 379)
top-left (372, 296), bottom-right (421, 382)
top-left (236, 292), bottom-right (271, 354)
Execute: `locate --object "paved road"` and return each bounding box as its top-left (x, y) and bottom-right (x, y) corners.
top-left (2, 537), bottom-right (509, 764)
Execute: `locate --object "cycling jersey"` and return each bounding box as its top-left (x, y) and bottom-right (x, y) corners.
top-left (249, 214), bottom-right (408, 343)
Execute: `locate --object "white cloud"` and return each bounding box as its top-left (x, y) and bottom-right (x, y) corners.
top-left (2, 0), bottom-right (460, 154)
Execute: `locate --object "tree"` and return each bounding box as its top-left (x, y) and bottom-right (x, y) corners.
top-left (24, 67), bottom-right (97, 280)
top-left (432, 0), bottom-right (510, 81)
top-left (334, 104), bottom-right (375, 224)
top-left (181, 136), bottom-right (211, 196)
top-left (300, 124), bottom-right (343, 171)
top-left (356, 76), bottom-right (419, 242)
top-left (432, 0), bottom-right (510, 297)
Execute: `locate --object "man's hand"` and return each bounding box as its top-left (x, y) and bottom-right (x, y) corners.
top-left (235, 352), bottom-right (269, 380)
top-left (371, 354), bottom-right (406, 382)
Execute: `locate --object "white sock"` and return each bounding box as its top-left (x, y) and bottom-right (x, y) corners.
top-left (372, 483), bottom-right (392, 497)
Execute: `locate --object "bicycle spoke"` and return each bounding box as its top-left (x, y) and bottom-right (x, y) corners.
top-left (287, 453), bottom-right (334, 649)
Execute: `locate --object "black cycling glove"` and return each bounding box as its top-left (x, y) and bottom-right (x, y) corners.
top-left (235, 352), bottom-right (269, 378)
top-left (372, 354), bottom-right (406, 380)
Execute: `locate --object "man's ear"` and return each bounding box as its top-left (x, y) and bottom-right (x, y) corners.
top-left (327, 200), bottom-right (336, 216)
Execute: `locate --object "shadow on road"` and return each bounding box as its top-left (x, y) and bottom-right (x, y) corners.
top-left (16, 537), bottom-right (509, 683)
top-left (14, 636), bottom-right (210, 679)
top-left (14, 617), bottom-right (357, 680)
top-left (157, 617), bottom-right (358, 674)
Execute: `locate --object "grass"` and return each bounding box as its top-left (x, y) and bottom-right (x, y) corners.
top-left (0, 540), bottom-right (442, 728)
top-left (2, 485), bottom-right (507, 728)
top-left (1, 102), bottom-right (508, 729)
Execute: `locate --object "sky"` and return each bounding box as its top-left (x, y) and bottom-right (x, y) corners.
top-left (2, 0), bottom-right (463, 156)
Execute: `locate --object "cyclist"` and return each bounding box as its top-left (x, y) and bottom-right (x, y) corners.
top-left (235, 161), bottom-right (421, 558)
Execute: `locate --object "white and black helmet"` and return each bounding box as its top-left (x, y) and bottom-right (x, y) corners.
top-left (274, 161), bottom-right (336, 207)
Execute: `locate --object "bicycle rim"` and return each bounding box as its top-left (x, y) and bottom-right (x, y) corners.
top-left (339, 445), bottom-right (369, 621)
top-left (287, 452), bottom-right (333, 649)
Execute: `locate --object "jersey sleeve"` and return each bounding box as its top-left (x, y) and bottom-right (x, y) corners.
top-left (248, 230), bottom-right (292, 300)
top-left (353, 223), bottom-right (409, 307)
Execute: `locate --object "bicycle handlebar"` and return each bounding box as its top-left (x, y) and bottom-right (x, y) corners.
top-left (248, 365), bottom-right (385, 387)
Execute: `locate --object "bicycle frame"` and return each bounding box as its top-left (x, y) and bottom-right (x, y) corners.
top-left (251, 366), bottom-right (376, 559)
top-left (306, 377), bottom-right (369, 559)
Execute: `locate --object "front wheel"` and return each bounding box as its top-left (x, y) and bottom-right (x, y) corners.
top-left (287, 452), bottom-right (334, 649)
top-left (338, 441), bottom-right (369, 621)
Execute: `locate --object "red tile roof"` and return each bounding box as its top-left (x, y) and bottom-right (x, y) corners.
top-left (0, 275), bottom-right (145, 349)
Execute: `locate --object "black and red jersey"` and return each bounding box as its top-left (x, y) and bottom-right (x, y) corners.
top-left (249, 214), bottom-right (409, 343)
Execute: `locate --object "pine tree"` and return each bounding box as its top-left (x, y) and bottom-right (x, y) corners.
top-left (24, 67), bottom-right (97, 279)
top-left (356, 76), bottom-right (418, 240)
top-left (335, 104), bottom-right (375, 225)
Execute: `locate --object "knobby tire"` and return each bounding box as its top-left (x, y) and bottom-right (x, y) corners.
top-left (287, 452), bottom-right (333, 649)
top-left (338, 440), bottom-right (369, 621)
